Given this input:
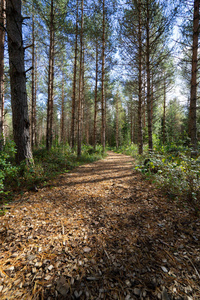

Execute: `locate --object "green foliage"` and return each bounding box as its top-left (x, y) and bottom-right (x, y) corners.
top-left (135, 145), bottom-right (200, 203)
top-left (0, 143), bottom-right (106, 199)
top-left (112, 143), bottom-right (148, 157)
top-left (114, 142), bottom-right (200, 205)
top-left (24, 144), bottom-right (106, 188)
top-left (0, 141), bottom-right (18, 194)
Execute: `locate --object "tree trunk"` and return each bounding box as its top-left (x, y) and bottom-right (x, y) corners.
top-left (101, 0), bottom-right (106, 152)
top-left (34, 44), bottom-right (38, 146)
top-left (0, 0), bottom-right (5, 150)
top-left (162, 72), bottom-right (166, 144)
top-left (60, 69), bottom-right (65, 143)
top-left (151, 72), bottom-right (153, 124)
top-left (116, 91), bottom-right (119, 148)
top-left (6, 0), bottom-right (33, 164)
top-left (31, 14), bottom-right (36, 149)
top-left (82, 41), bottom-right (85, 142)
top-left (77, 0), bottom-right (84, 157)
top-left (138, 0), bottom-right (143, 154)
top-left (142, 82), bottom-right (146, 128)
top-left (189, 0), bottom-right (199, 151)
top-left (130, 99), bottom-right (134, 143)
top-left (71, 0), bottom-right (78, 150)
top-left (93, 42), bottom-right (98, 149)
top-left (146, 0), bottom-right (153, 151)
top-left (46, 0), bottom-right (55, 150)
top-left (133, 103), bottom-right (137, 144)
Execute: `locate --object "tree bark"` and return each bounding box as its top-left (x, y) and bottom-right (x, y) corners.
top-left (82, 41), bottom-right (85, 142)
top-left (146, 0), bottom-right (153, 151)
top-left (34, 44), bottom-right (38, 146)
top-left (31, 14), bottom-right (36, 149)
top-left (116, 91), bottom-right (119, 148)
top-left (60, 69), bottom-right (65, 143)
top-left (162, 72), bottom-right (166, 144)
top-left (0, 0), bottom-right (5, 150)
top-left (71, 0), bottom-right (78, 150)
top-left (138, 0), bottom-right (143, 154)
top-left (101, 0), bottom-right (106, 152)
top-left (46, 0), bottom-right (55, 150)
top-left (93, 41), bottom-right (98, 150)
top-left (130, 100), bottom-right (133, 143)
top-left (6, 0), bottom-right (33, 163)
top-left (189, 0), bottom-right (199, 151)
top-left (151, 71), bottom-right (153, 124)
top-left (77, 0), bottom-right (84, 157)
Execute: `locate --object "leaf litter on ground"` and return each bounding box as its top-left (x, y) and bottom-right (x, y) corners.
top-left (0, 151), bottom-right (199, 299)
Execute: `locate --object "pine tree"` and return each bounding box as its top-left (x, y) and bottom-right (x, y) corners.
top-left (189, 0), bottom-right (199, 151)
top-left (0, 0), bottom-right (5, 150)
top-left (6, 0), bottom-right (33, 164)
top-left (46, 0), bottom-right (55, 150)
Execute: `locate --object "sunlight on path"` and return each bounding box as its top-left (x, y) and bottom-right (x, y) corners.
top-left (0, 152), bottom-right (199, 299)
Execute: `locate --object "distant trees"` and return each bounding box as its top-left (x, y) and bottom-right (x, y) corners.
top-left (119, 0), bottom-right (178, 153)
top-left (1, 0), bottom-right (199, 160)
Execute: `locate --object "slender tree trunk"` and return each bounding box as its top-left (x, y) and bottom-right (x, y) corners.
top-left (151, 72), bottom-right (153, 123)
top-left (71, 0), bottom-right (78, 149)
top-left (46, 0), bottom-right (55, 150)
top-left (143, 84), bottom-right (146, 128)
top-left (146, 0), bottom-right (153, 151)
top-left (31, 14), bottom-right (36, 149)
top-left (189, 0), bottom-right (199, 151)
top-left (0, 0), bottom-right (5, 150)
top-left (162, 73), bottom-right (166, 144)
top-left (60, 69), bottom-right (65, 143)
top-left (6, 0), bottom-right (33, 164)
top-left (133, 103), bottom-right (137, 144)
top-left (101, 0), bottom-right (106, 152)
top-left (50, 17), bottom-right (55, 148)
top-left (94, 41), bottom-right (98, 149)
top-left (85, 107), bottom-right (89, 144)
top-left (138, 0), bottom-right (143, 154)
top-left (130, 100), bottom-right (133, 143)
top-left (34, 44), bottom-right (38, 146)
top-left (116, 91), bottom-right (119, 148)
top-left (82, 41), bottom-right (85, 142)
top-left (77, 0), bottom-right (84, 157)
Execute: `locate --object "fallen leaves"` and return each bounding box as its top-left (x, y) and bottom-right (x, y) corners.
top-left (0, 152), bottom-right (199, 299)
top-left (83, 247), bottom-right (91, 253)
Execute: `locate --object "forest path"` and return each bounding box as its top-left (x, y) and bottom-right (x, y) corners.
top-left (0, 151), bottom-right (199, 299)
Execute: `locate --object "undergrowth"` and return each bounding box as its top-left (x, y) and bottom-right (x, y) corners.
top-left (114, 143), bottom-right (200, 206)
top-left (0, 142), bottom-right (105, 205)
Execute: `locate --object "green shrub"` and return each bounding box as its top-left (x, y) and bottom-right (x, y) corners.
top-left (0, 143), bottom-right (105, 197)
top-left (114, 142), bottom-right (200, 204)
top-left (0, 140), bottom-right (18, 194)
top-left (135, 151), bottom-right (200, 202)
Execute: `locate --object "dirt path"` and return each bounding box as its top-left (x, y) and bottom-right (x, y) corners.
top-left (0, 151), bottom-right (199, 299)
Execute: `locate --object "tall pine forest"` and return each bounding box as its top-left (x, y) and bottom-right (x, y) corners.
top-left (0, 0), bottom-right (200, 201)
top-left (0, 1), bottom-right (200, 299)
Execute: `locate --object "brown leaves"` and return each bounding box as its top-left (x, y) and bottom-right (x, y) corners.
top-left (0, 152), bottom-right (199, 299)
top-left (56, 276), bottom-right (69, 297)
